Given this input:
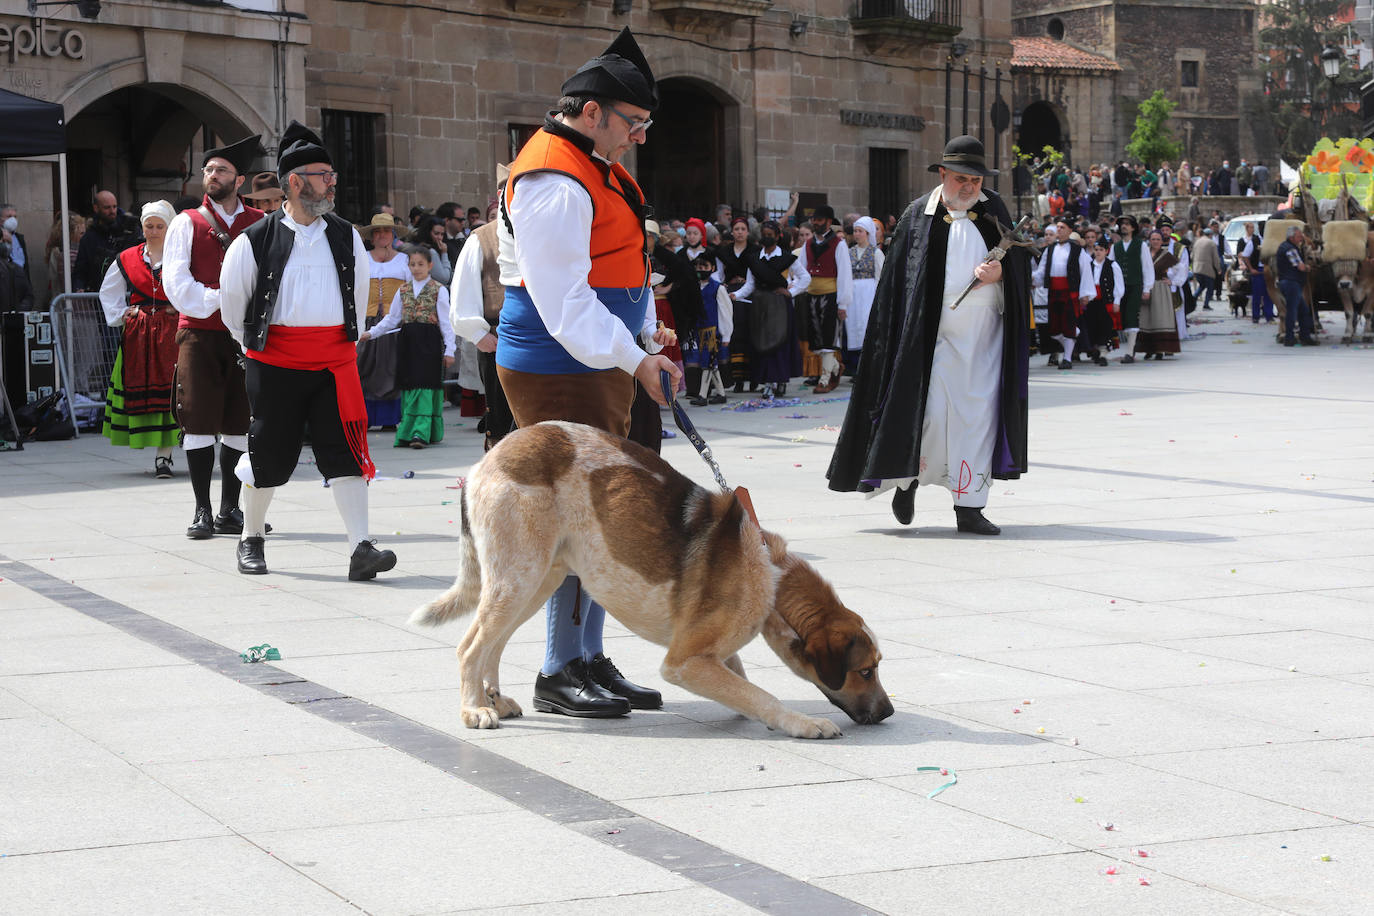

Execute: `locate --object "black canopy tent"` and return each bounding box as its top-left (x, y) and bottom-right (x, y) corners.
top-left (0, 88), bottom-right (68, 447)
top-left (0, 87), bottom-right (71, 293)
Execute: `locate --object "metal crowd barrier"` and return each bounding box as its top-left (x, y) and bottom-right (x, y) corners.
top-left (50, 292), bottom-right (116, 438)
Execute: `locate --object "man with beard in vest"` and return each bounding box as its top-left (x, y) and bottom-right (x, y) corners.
top-left (220, 122), bottom-right (397, 582)
top-left (163, 135), bottom-right (266, 539)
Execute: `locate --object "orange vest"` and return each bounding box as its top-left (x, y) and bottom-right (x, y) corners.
top-left (506, 126), bottom-right (648, 289)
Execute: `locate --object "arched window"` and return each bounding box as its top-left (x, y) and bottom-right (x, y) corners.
top-left (1047, 18), bottom-right (1065, 41)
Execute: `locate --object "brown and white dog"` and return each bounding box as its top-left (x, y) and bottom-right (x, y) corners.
top-left (411, 421), bottom-right (893, 739)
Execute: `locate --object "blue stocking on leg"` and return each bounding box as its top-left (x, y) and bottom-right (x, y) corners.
top-left (581, 591), bottom-right (605, 661)
top-left (540, 576), bottom-right (584, 676)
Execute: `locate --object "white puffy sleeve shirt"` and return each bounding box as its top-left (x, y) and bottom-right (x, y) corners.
top-left (162, 199), bottom-right (244, 319)
top-left (498, 171), bottom-right (657, 375)
top-left (220, 211), bottom-right (370, 347)
top-left (370, 279), bottom-right (456, 358)
top-left (449, 234), bottom-right (494, 344)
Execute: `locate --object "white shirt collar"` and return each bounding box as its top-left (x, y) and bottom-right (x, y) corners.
top-left (210, 197), bottom-right (244, 223)
top-left (281, 207), bottom-right (325, 240)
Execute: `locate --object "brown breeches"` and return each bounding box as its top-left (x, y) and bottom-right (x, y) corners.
top-left (495, 365), bottom-right (634, 437)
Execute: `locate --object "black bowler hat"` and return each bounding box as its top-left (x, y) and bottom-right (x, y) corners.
top-left (812, 204), bottom-right (836, 221)
top-left (203, 134), bottom-right (262, 176)
top-left (1117, 214), bottom-right (1139, 230)
top-left (928, 135), bottom-right (999, 177)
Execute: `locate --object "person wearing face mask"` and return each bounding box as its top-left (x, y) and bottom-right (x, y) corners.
top-left (734, 219), bottom-right (807, 398)
top-left (829, 136), bottom-right (1032, 536)
top-left (0, 206), bottom-right (29, 282)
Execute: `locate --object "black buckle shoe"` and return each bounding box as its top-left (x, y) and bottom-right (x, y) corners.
top-left (155, 456), bottom-right (174, 479)
top-left (349, 539), bottom-right (397, 581)
top-left (588, 653), bottom-right (662, 709)
top-left (186, 507), bottom-right (214, 540)
top-left (237, 536), bottom-right (267, 574)
top-left (954, 507), bottom-right (1001, 535)
top-left (891, 485), bottom-right (915, 526)
top-left (213, 508), bottom-right (273, 536)
top-left (533, 658), bottom-right (631, 718)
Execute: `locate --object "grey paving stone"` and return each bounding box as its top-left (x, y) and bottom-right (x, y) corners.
top-left (1144, 677), bottom-right (1374, 740)
top-left (245, 811), bottom-right (691, 914)
top-left (0, 835), bottom-right (359, 916)
top-left (437, 887), bottom-right (762, 915)
top-left (888, 757), bottom-right (1340, 849)
top-left (1158, 630), bottom-right (1374, 676)
top-left (974, 642), bottom-right (1302, 691)
top-left (813, 851), bottom-right (1276, 915)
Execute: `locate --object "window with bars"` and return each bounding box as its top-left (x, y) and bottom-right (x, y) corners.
top-left (869, 147), bottom-right (908, 224)
top-left (321, 110), bottom-right (386, 223)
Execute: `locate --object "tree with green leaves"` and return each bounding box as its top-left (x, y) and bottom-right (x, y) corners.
top-left (1258, 0), bottom-right (1360, 167)
top-left (1125, 90), bottom-right (1183, 166)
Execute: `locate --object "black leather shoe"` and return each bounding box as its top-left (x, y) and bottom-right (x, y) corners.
top-left (588, 653), bottom-right (662, 709)
top-left (186, 507), bottom-right (214, 540)
top-left (891, 485), bottom-right (915, 526)
top-left (213, 508), bottom-right (274, 536)
top-left (954, 507), bottom-right (1001, 535)
top-left (349, 539), bottom-right (397, 581)
top-left (1058, 359), bottom-right (1073, 370)
top-left (1047, 354), bottom-right (1059, 367)
top-left (237, 536), bottom-right (267, 574)
top-left (688, 395), bottom-right (708, 407)
top-left (1299, 336), bottom-right (1318, 346)
top-left (533, 658), bottom-right (631, 718)
top-left (1122, 354), bottom-right (1135, 364)
top-left (154, 456), bottom-right (174, 479)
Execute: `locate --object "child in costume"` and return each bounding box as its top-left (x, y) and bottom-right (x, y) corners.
top-left (360, 245), bottom-right (454, 448)
top-left (687, 251), bottom-right (733, 406)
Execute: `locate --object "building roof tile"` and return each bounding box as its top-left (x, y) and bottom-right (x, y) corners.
top-left (1011, 37), bottom-right (1122, 72)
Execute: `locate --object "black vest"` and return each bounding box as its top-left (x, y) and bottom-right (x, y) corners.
top-left (1050, 241), bottom-right (1083, 293)
top-left (240, 209), bottom-right (358, 351)
top-left (747, 248), bottom-right (797, 292)
top-left (1092, 258), bottom-right (1116, 303)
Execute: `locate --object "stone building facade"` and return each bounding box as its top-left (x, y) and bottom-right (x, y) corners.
top-left (1011, 0), bottom-right (1262, 168)
top-left (1010, 36), bottom-right (1120, 168)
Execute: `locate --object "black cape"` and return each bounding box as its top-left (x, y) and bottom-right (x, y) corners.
top-left (827, 187), bottom-right (1031, 493)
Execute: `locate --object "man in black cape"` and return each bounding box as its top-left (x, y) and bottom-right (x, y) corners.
top-left (827, 136), bottom-right (1031, 535)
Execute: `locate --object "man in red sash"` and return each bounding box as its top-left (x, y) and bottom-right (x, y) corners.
top-left (164, 135), bottom-right (265, 538)
top-left (220, 122), bottom-right (396, 582)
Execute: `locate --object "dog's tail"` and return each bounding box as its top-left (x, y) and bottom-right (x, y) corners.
top-left (409, 487), bottom-right (482, 627)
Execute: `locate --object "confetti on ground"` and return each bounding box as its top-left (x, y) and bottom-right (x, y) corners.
top-left (790, 436), bottom-right (807, 443)
top-left (915, 766), bottom-right (957, 798)
top-left (1101, 822), bottom-right (1116, 831)
top-left (1074, 796), bottom-right (1086, 804)
top-left (1289, 666), bottom-right (1297, 672)
top-left (1135, 849), bottom-right (1150, 858)
top-left (1103, 866), bottom-right (1119, 875)
top-left (785, 413), bottom-right (810, 419)
top-left (792, 463), bottom-right (802, 468)
top-left (1118, 410), bottom-right (1133, 415)
top-left (1071, 737), bottom-right (1080, 746)
top-left (1198, 662), bottom-right (1207, 667)
top-left (403, 470), bottom-right (415, 479)
top-left (1318, 854), bottom-right (1333, 862)
top-left (606, 828), bottom-right (621, 835)
top-left (1139, 877), bottom-right (1151, 886)
top-left (814, 425), bottom-right (839, 432)
top-left (1012, 708), bottom-right (1021, 714)
top-left (1037, 727), bottom-right (1046, 734)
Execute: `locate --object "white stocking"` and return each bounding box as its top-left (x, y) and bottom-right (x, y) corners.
top-left (1055, 335), bottom-right (1076, 361)
top-left (330, 476), bottom-right (369, 553)
top-left (241, 484), bottom-right (274, 540)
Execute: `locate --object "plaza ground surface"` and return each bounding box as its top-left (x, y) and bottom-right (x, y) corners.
top-left (3, 309), bottom-right (1373, 915)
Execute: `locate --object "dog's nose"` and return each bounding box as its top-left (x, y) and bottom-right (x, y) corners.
top-left (873, 698), bottom-right (895, 723)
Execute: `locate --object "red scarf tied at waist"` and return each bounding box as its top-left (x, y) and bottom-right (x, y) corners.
top-left (246, 326), bottom-right (375, 481)
top-left (1047, 275), bottom-right (1080, 313)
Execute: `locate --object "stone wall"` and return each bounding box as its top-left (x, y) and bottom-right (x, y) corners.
top-left (1013, 69), bottom-right (1119, 168)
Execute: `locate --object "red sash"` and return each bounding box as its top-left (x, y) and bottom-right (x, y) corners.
top-left (246, 326), bottom-right (375, 480)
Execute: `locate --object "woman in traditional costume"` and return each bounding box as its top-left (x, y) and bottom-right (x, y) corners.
top-left (843, 216), bottom-right (884, 375)
top-left (98, 201), bottom-right (180, 476)
top-left (357, 214), bottom-right (410, 428)
top-left (1135, 230), bottom-right (1183, 360)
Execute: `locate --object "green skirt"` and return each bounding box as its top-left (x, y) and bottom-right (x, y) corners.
top-left (101, 349), bottom-right (179, 449)
top-left (395, 388), bottom-right (445, 446)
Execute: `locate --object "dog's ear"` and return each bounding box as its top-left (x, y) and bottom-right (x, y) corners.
top-left (806, 629), bottom-right (857, 692)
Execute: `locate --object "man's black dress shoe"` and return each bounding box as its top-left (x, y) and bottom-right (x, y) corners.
top-left (891, 485), bottom-right (915, 526)
top-left (588, 653), bottom-right (662, 709)
top-left (213, 508), bottom-right (273, 536)
top-left (237, 536), bottom-right (267, 574)
top-left (186, 507), bottom-right (215, 540)
top-left (349, 539), bottom-right (397, 581)
top-left (533, 658), bottom-right (630, 717)
top-left (954, 507), bottom-right (1001, 535)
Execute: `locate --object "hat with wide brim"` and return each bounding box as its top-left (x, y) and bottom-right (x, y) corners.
top-left (928, 135), bottom-right (999, 177)
top-left (242, 172), bottom-right (284, 202)
top-left (355, 213), bottom-right (401, 237)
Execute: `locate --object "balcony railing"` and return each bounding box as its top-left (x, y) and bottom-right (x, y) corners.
top-left (853, 0), bottom-right (961, 29)
top-left (850, 0), bottom-right (962, 53)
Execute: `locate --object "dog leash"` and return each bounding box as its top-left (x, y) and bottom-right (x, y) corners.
top-left (660, 370), bottom-right (761, 530)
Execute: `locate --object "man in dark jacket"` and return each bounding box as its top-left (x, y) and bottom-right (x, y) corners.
top-left (828, 136), bottom-right (1032, 536)
top-left (0, 242), bottom-right (34, 313)
top-left (74, 191), bottom-right (141, 292)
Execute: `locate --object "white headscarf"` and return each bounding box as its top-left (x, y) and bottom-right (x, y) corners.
top-left (140, 200), bottom-right (176, 228)
top-left (852, 216), bottom-right (878, 251)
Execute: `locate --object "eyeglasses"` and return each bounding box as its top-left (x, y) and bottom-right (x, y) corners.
top-left (605, 106), bottom-right (652, 135)
top-left (202, 166), bottom-right (234, 177)
top-left (297, 170), bottom-right (338, 184)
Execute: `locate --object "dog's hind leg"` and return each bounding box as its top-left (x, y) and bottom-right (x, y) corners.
top-left (723, 653), bottom-right (747, 679)
top-left (662, 653), bottom-right (842, 739)
top-left (458, 568), bottom-right (563, 728)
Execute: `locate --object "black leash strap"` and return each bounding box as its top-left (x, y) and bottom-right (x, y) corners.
top-left (661, 369), bottom-right (730, 493)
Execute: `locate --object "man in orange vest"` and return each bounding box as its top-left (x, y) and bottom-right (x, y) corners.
top-left (497, 27), bottom-right (681, 719)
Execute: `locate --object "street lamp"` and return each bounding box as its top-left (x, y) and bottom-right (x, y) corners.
top-left (1321, 43), bottom-right (1343, 83)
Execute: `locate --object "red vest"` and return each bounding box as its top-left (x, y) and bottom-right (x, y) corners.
top-left (117, 245), bottom-right (170, 307)
top-left (806, 233), bottom-right (842, 279)
top-left (506, 125), bottom-right (647, 288)
top-left (180, 195), bottom-right (264, 331)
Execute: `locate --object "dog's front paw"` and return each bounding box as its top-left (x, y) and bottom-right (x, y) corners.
top-left (461, 706), bottom-right (502, 729)
top-left (491, 694), bottom-right (523, 719)
top-left (781, 712), bottom-right (843, 739)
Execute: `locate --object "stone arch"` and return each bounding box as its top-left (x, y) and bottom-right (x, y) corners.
top-left (1017, 99), bottom-right (1068, 158)
top-left (59, 58), bottom-right (270, 140)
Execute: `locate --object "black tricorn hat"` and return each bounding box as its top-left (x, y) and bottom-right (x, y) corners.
top-left (277, 121), bottom-right (333, 176)
top-left (203, 134), bottom-right (262, 176)
top-left (928, 135), bottom-right (999, 177)
top-left (561, 27), bottom-right (658, 112)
